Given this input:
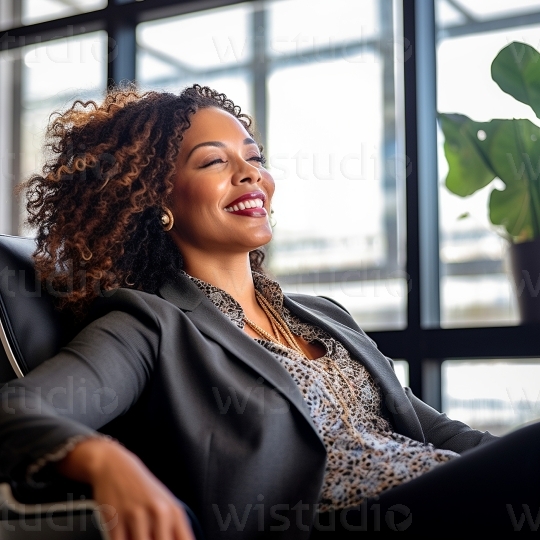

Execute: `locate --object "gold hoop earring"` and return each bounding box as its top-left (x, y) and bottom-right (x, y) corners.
top-left (161, 207), bottom-right (174, 231)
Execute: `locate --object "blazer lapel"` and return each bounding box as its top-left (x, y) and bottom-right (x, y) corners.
top-left (158, 275), bottom-right (322, 439)
top-left (284, 296), bottom-right (425, 442)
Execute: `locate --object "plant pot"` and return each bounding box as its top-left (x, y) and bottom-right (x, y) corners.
top-left (508, 239), bottom-right (540, 324)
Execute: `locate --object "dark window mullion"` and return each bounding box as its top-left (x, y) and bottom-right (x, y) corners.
top-left (107, 12), bottom-right (136, 86)
top-left (401, 0), bottom-right (422, 398)
top-left (415, 0), bottom-right (440, 330)
top-left (251, 6), bottom-right (268, 152)
top-left (10, 0), bottom-right (21, 236)
top-left (379, 0), bottom-right (399, 275)
top-left (414, 0), bottom-right (442, 407)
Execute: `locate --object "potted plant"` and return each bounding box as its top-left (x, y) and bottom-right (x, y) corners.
top-left (438, 41), bottom-right (540, 323)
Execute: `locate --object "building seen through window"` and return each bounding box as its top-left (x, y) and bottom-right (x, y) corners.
top-left (1, 0), bottom-right (540, 438)
top-left (137, 0), bottom-right (408, 332)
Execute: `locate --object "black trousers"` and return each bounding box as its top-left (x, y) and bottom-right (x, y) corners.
top-left (310, 421), bottom-right (540, 534)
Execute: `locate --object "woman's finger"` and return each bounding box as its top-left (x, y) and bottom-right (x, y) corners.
top-left (105, 518), bottom-right (126, 540)
top-left (151, 503), bottom-right (174, 540)
top-left (172, 505), bottom-right (197, 540)
top-left (95, 503), bottom-right (121, 540)
top-left (127, 508), bottom-right (151, 540)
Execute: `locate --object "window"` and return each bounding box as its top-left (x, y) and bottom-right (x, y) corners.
top-left (436, 0), bottom-right (540, 328)
top-left (434, 0), bottom-right (540, 426)
top-left (137, 0), bottom-right (407, 331)
top-left (0, 31), bottom-right (107, 235)
top-left (443, 359), bottom-right (540, 435)
top-left (0, 0), bottom-right (107, 29)
top-left (137, 3), bottom-right (252, 109)
top-left (2, 0), bottom-right (540, 429)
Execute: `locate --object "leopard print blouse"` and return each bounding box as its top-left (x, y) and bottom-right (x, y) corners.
top-left (185, 271), bottom-right (459, 511)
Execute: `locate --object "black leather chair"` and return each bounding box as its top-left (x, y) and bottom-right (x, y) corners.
top-left (0, 234), bottom-right (204, 540)
top-left (0, 233), bottom-right (108, 539)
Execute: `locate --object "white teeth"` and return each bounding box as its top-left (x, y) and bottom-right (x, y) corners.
top-left (224, 198), bottom-right (265, 212)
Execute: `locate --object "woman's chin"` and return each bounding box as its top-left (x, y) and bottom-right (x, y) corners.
top-left (253, 231), bottom-right (273, 248)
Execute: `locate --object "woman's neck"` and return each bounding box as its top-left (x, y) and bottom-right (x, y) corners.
top-left (182, 253), bottom-right (257, 308)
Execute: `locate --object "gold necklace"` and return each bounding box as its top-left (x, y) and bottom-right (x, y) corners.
top-left (244, 291), bottom-right (306, 356)
top-left (244, 291), bottom-right (362, 438)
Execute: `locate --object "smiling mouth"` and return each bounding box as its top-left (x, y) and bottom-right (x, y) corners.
top-left (224, 191), bottom-right (267, 215)
top-left (224, 198), bottom-right (265, 212)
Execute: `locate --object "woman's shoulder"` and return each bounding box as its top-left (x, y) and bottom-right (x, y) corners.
top-left (92, 286), bottom-right (167, 309)
top-left (84, 286), bottom-right (185, 329)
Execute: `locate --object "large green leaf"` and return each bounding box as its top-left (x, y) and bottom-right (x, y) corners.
top-left (489, 184), bottom-right (532, 240)
top-left (488, 119), bottom-right (540, 239)
top-left (491, 41), bottom-right (540, 119)
top-left (439, 113), bottom-right (540, 240)
top-left (438, 113), bottom-right (496, 196)
top-left (488, 119), bottom-right (540, 186)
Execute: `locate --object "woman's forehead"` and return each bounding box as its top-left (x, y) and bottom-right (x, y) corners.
top-left (182, 107), bottom-right (250, 143)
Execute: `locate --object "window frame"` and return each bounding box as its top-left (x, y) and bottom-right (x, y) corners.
top-left (2, 0), bottom-right (540, 414)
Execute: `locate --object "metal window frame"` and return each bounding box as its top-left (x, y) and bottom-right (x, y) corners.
top-left (2, 0), bottom-right (540, 413)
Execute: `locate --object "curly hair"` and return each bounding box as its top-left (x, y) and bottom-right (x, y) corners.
top-left (21, 83), bottom-right (267, 319)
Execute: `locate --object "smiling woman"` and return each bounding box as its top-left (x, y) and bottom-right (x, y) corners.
top-left (20, 84), bottom-right (270, 319)
top-left (1, 83), bottom-right (540, 540)
top-left (167, 107), bottom-right (274, 279)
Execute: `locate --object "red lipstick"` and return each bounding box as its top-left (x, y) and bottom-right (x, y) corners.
top-left (224, 190), bottom-right (267, 217)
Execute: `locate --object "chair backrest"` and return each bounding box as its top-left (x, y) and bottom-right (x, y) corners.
top-left (0, 234), bottom-right (75, 382)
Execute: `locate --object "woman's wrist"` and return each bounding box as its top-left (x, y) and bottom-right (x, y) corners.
top-left (54, 436), bottom-right (126, 484)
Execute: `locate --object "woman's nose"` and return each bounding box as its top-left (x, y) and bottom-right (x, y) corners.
top-left (232, 159), bottom-right (261, 184)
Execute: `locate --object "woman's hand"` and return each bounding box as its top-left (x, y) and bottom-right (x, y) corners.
top-left (55, 437), bottom-right (196, 540)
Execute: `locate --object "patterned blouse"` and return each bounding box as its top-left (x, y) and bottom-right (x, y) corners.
top-left (185, 270), bottom-right (459, 512)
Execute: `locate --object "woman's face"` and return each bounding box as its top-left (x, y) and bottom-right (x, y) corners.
top-left (168, 106), bottom-right (275, 261)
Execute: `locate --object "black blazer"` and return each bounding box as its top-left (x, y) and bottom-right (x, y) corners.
top-left (0, 273), bottom-right (497, 539)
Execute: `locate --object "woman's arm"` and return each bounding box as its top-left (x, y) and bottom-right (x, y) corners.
top-left (0, 304), bottom-right (156, 482)
top-left (0, 290), bottom-right (196, 539)
top-left (403, 386), bottom-right (499, 452)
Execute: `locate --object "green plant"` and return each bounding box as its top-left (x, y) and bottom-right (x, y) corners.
top-left (438, 41), bottom-right (540, 243)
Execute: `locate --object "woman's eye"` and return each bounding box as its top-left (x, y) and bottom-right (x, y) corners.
top-left (201, 158), bottom-right (226, 168)
top-left (249, 155), bottom-right (266, 165)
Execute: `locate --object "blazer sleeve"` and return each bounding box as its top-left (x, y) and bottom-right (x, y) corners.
top-left (403, 386), bottom-right (499, 452)
top-left (376, 346), bottom-right (499, 453)
top-left (0, 290), bottom-right (161, 485)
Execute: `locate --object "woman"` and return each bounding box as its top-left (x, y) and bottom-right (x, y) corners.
top-left (1, 84), bottom-right (539, 539)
